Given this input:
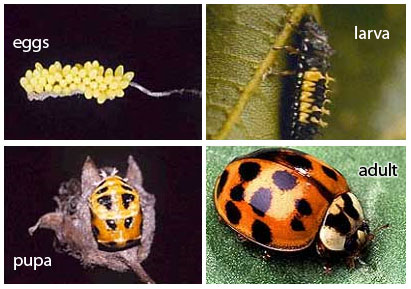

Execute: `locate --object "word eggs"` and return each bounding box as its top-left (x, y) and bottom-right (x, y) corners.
top-left (89, 174), bottom-right (142, 251)
top-left (214, 148), bottom-right (370, 266)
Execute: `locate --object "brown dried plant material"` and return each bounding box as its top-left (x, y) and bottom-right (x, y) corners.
top-left (28, 156), bottom-right (156, 283)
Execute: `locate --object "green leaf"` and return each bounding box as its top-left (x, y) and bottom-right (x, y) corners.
top-left (206, 4), bottom-right (316, 140)
top-left (206, 146), bottom-right (405, 283)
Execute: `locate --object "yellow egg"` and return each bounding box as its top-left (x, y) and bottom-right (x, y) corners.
top-left (90, 82), bottom-right (98, 90)
top-left (34, 84), bottom-right (43, 93)
top-left (109, 82), bottom-right (118, 90)
top-left (66, 73), bottom-right (74, 83)
top-left (25, 70), bottom-right (33, 79)
top-left (55, 73), bottom-right (63, 82)
top-left (98, 66), bottom-right (104, 76)
top-left (84, 88), bottom-right (93, 99)
top-left (20, 77), bottom-right (28, 88)
top-left (45, 84), bottom-right (53, 92)
top-left (47, 75), bottom-right (56, 85)
top-left (49, 64), bottom-right (57, 74)
top-left (84, 61), bottom-right (92, 70)
top-left (62, 87), bottom-right (71, 96)
top-left (78, 83), bottom-right (86, 92)
top-left (69, 83), bottom-right (77, 91)
top-left (83, 77), bottom-right (91, 85)
top-left (73, 77), bottom-right (81, 84)
top-left (79, 69), bottom-right (87, 78)
top-left (105, 68), bottom-right (113, 77)
top-left (53, 85), bottom-right (62, 94)
top-left (89, 69), bottom-right (98, 79)
top-left (62, 65), bottom-right (71, 76)
top-left (116, 89), bottom-right (125, 97)
top-left (97, 96), bottom-right (107, 104)
top-left (41, 69), bottom-right (49, 77)
top-left (115, 65), bottom-right (124, 77)
top-left (123, 72), bottom-right (134, 82)
top-left (54, 61), bottom-right (62, 71)
top-left (35, 62), bottom-right (43, 71)
top-left (38, 77), bottom-right (47, 87)
top-left (30, 78), bottom-right (37, 86)
top-left (120, 80), bottom-right (130, 89)
top-left (107, 89), bottom-right (117, 99)
top-left (25, 84), bottom-right (34, 93)
top-left (96, 75), bottom-right (104, 83)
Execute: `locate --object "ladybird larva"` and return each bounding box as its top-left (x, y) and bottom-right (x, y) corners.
top-left (281, 15), bottom-right (335, 140)
top-left (20, 60), bottom-right (202, 104)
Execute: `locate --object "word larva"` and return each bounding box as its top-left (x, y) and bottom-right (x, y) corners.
top-left (20, 60), bottom-right (201, 104)
top-left (358, 162), bottom-right (398, 177)
top-left (354, 26), bottom-right (390, 39)
top-left (13, 39), bottom-right (49, 52)
top-left (14, 256), bottom-right (51, 270)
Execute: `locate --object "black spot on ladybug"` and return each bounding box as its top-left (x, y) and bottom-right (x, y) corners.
top-left (126, 239), bottom-right (141, 246)
top-left (225, 201), bottom-right (241, 225)
top-left (230, 184), bottom-right (244, 201)
top-left (295, 198), bottom-right (312, 216)
top-left (92, 226), bottom-right (99, 237)
top-left (239, 162), bottom-right (261, 182)
top-left (234, 148), bottom-right (282, 162)
top-left (272, 170), bottom-right (297, 190)
top-left (284, 154), bottom-right (312, 171)
top-left (98, 195), bottom-right (112, 210)
top-left (216, 170), bottom-right (229, 198)
top-left (325, 212), bottom-right (351, 235)
top-left (95, 186), bottom-right (109, 195)
top-left (291, 216), bottom-right (305, 231)
top-left (121, 184), bottom-right (134, 191)
top-left (252, 219), bottom-right (272, 245)
top-left (342, 193), bottom-right (360, 220)
top-left (122, 193), bottom-right (135, 209)
top-left (250, 187), bottom-right (272, 217)
top-left (322, 165), bottom-right (338, 181)
top-left (106, 219), bottom-right (117, 230)
top-left (124, 217), bottom-right (133, 229)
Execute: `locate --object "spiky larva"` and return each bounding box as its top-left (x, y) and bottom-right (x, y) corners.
top-left (20, 60), bottom-right (135, 104)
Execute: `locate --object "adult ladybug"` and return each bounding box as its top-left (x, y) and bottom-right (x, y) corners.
top-left (214, 148), bottom-right (382, 268)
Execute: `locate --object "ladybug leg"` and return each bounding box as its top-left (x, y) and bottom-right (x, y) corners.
top-left (236, 233), bottom-right (247, 243)
top-left (217, 214), bottom-right (224, 224)
top-left (262, 250), bottom-right (273, 261)
top-left (262, 67), bottom-right (296, 81)
top-left (272, 45), bottom-right (300, 55)
top-left (323, 262), bottom-right (333, 274)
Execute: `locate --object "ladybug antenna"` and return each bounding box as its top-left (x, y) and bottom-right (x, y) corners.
top-left (367, 223), bottom-right (389, 243)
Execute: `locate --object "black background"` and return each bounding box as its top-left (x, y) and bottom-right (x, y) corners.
top-left (5, 147), bottom-right (202, 283)
top-left (4, 5), bottom-right (202, 140)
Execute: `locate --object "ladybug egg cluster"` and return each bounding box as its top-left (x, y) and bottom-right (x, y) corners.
top-left (20, 61), bottom-right (135, 104)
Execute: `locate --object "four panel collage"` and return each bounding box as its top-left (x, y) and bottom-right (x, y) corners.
top-left (2, 2), bottom-right (406, 285)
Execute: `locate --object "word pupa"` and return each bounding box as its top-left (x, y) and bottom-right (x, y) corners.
top-left (20, 61), bottom-right (201, 104)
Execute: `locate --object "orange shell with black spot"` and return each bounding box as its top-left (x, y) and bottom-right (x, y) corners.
top-left (213, 148), bottom-right (350, 251)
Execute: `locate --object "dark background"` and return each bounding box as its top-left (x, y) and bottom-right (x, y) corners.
top-left (5, 147), bottom-right (202, 283)
top-left (4, 5), bottom-right (202, 140)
